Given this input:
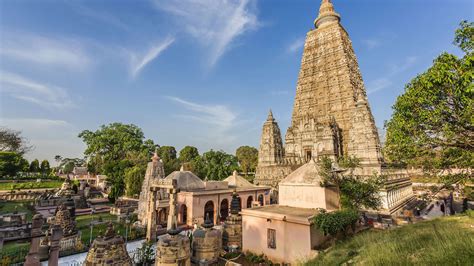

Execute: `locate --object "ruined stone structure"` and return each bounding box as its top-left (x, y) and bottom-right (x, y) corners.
top-left (223, 190), bottom-right (242, 251)
top-left (83, 223), bottom-right (132, 266)
top-left (191, 214), bottom-right (222, 265)
top-left (138, 151), bottom-right (166, 226)
top-left (54, 176), bottom-right (75, 197)
top-left (155, 179), bottom-right (191, 266)
top-left (254, 0), bottom-right (413, 214)
top-left (51, 204), bottom-right (81, 251)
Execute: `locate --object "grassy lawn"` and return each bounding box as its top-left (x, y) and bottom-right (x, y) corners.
top-left (0, 200), bottom-right (34, 221)
top-left (76, 213), bottom-right (144, 246)
top-left (0, 181), bottom-right (63, 191)
top-left (305, 214), bottom-right (474, 265)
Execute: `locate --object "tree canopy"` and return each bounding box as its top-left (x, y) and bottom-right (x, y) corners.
top-left (320, 156), bottom-right (383, 210)
top-left (0, 152), bottom-right (25, 177)
top-left (235, 146), bottom-right (258, 175)
top-left (179, 146), bottom-right (200, 163)
top-left (29, 159), bottom-right (40, 173)
top-left (40, 160), bottom-right (50, 174)
top-left (78, 123), bottom-right (155, 200)
top-left (0, 127), bottom-right (32, 154)
top-left (384, 21), bottom-right (473, 172)
top-left (193, 150), bottom-right (239, 181)
top-left (157, 146), bottom-right (181, 176)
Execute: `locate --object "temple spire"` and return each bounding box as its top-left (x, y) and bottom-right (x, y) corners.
top-left (267, 109), bottom-right (274, 121)
top-left (314, 0), bottom-right (340, 28)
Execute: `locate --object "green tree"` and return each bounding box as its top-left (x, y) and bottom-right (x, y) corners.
top-left (19, 158), bottom-right (29, 172)
top-left (0, 127), bottom-right (32, 154)
top-left (0, 151), bottom-right (24, 177)
top-left (384, 21), bottom-right (473, 175)
top-left (78, 123), bottom-right (155, 200)
top-left (158, 146), bottom-right (180, 176)
top-left (63, 161), bottom-right (75, 174)
top-left (179, 146), bottom-right (200, 163)
top-left (194, 150), bottom-right (239, 181)
top-left (125, 165), bottom-right (146, 197)
top-left (320, 156), bottom-right (383, 210)
top-left (40, 160), bottom-right (50, 174)
top-left (29, 159), bottom-right (40, 173)
top-left (235, 146), bottom-right (258, 175)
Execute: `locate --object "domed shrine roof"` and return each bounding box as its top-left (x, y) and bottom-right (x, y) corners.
top-left (165, 167), bottom-right (205, 191)
top-left (223, 171), bottom-right (254, 188)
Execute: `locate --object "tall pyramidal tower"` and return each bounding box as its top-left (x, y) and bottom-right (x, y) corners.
top-left (284, 0), bottom-right (383, 172)
top-left (255, 0), bottom-right (414, 214)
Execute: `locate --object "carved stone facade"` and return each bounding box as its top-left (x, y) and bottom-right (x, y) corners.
top-left (138, 151), bottom-right (166, 226)
top-left (255, 0), bottom-right (413, 214)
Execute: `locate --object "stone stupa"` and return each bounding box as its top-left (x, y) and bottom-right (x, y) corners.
top-left (223, 190), bottom-right (242, 251)
top-left (83, 222), bottom-right (132, 266)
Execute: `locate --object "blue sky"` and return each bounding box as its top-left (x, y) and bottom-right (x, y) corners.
top-left (0, 0), bottom-right (472, 164)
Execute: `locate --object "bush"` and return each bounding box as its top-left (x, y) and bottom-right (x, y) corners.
top-left (313, 209), bottom-right (359, 237)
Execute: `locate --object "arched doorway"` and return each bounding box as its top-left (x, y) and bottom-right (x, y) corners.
top-left (220, 199), bottom-right (229, 221)
top-left (180, 204), bottom-right (188, 224)
top-left (204, 201), bottom-right (214, 223)
top-left (247, 196), bottom-right (253, 208)
top-left (258, 194), bottom-right (264, 206)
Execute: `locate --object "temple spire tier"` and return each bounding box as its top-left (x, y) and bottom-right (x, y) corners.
top-left (314, 0), bottom-right (340, 28)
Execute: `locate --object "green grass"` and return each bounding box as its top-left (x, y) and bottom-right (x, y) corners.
top-left (305, 214), bottom-right (474, 265)
top-left (76, 213), bottom-right (144, 245)
top-left (0, 200), bottom-right (34, 221)
top-left (0, 181), bottom-right (63, 191)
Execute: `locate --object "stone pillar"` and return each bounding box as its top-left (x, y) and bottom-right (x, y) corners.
top-left (146, 189), bottom-right (157, 242)
top-left (48, 225), bottom-right (63, 266)
top-left (167, 179), bottom-right (178, 231)
top-left (24, 214), bottom-right (44, 266)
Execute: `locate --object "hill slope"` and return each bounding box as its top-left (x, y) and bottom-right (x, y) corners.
top-left (306, 214), bottom-right (474, 265)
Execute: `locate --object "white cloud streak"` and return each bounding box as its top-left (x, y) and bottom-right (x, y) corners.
top-left (362, 39), bottom-right (381, 50)
top-left (166, 96), bottom-right (237, 129)
top-left (130, 37), bottom-right (175, 78)
top-left (0, 33), bottom-right (90, 70)
top-left (0, 72), bottom-right (75, 109)
top-left (367, 56), bottom-right (418, 95)
top-left (73, 3), bottom-right (131, 31)
top-left (153, 0), bottom-right (259, 67)
top-left (288, 38), bottom-right (305, 53)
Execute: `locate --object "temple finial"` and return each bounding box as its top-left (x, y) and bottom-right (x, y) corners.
top-left (152, 147), bottom-right (160, 162)
top-left (314, 0), bottom-right (340, 28)
top-left (267, 109), bottom-right (274, 121)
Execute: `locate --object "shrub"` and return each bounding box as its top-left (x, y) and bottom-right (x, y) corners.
top-left (313, 209), bottom-right (359, 237)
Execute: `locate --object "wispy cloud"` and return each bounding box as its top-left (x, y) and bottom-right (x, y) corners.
top-left (166, 96), bottom-right (243, 147)
top-left (73, 3), bottom-right (131, 31)
top-left (367, 56), bottom-right (418, 95)
top-left (389, 56), bottom-right (418, 75)
top-left (129, 37), bottom-right (175, 78)
top-left (0, 32), bottom-right (90, 70)
top-left (0, 72), bottom-right (75, 109)
top-left (288, 38), bottom-right (305, 53)
top-left (166, 96), bottom-right (237, 128)
top-left (362, 38), bottom-right (381, 50)
top-left (153, 0), bottom-right (259, 67)
top-left (367, 78), bottom-right (392, 94)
